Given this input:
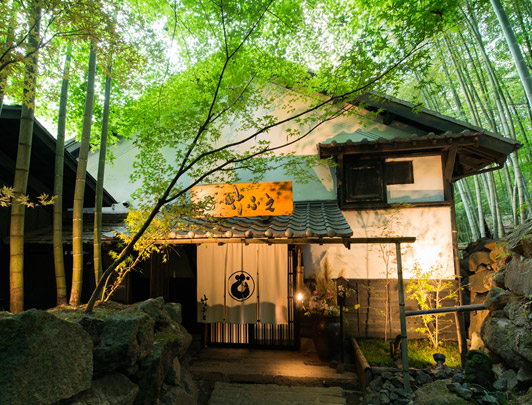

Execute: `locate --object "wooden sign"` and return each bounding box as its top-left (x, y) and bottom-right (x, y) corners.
top-left (191, 181), bottom-right (293, 217)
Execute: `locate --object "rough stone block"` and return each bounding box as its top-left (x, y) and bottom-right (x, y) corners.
top-left (164, 302), bottom-right (183, 324)
top-left (0, 310), bottom-right (93, 405)
top-left (413, 380), bottom-right (470, 405)
top-left (483, 287), bottom-right (510, 311)
top-left (93, 313), bottom-right (154, 374)
top-left (469, 270), bottom-right (495, 293)
top-left (504, 255), bottom-right (532, 297)
top-left (164, 356), bottom-right (181, 386)
top-left (71, 372), bottom-right (139, 405)
top-left (469, 251), bottom-right (492, 273)
top-left (122, 297), bottom-right (172, 331)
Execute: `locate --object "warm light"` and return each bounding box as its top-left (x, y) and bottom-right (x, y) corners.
top-left (296, 292), bottom-right (304, 302)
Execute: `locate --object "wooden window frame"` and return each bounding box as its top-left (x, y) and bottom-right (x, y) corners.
top-left (340, 156), bottom-right (414, 207)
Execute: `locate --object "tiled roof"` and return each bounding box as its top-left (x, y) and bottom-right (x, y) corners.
top-left (169, 200), bottom-right (353, 240)
top-left (22, 201), bottom-right (353, 244)
top-left (318, 130), bottom-right (521, 179)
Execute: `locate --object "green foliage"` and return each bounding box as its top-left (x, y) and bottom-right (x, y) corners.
top-left (0, 185), bottom-right (56, 208)
top-left (394, 0), bottom-right (532, 241)
top-left (406, 262), bottom-right (459, 350)
top-left (357, 338), bottom-right (461, 369)
top-left (66, 0), bottom-right (466, 310)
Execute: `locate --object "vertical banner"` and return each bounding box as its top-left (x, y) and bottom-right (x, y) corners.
top-left (197, 244), bottom-right (288, 325)
top-left (196, 244), bottom-right (226, 323)
top-left (257, 245), bottom-right (288, 324)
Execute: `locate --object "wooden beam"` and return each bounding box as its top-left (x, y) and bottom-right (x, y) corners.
top-left (155, 236), bottom-right (417, 245)
top-left (444, 145), bottom-right (457, 181)
top-left (406, 304), bottom-right (486, 317)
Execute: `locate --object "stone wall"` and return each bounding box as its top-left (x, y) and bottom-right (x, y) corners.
top-left (476, 222), bottom-right (532, 389)
top-left (0, 297), bottom-right (197, 405)
top-left (458, 238), bottom-right (509, 349)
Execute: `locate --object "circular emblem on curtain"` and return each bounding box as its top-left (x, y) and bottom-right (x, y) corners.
top-left (228, 271), bottom-right (255, 302)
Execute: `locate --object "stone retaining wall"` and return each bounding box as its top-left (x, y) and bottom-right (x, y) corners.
top-left (0, 297), bottom-right (197, 405)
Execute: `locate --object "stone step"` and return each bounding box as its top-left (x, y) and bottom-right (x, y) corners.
top-left (208, 382), bottom-right (347, 405)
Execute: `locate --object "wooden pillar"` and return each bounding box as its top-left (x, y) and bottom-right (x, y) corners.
top-left (395, 242), bottom-right (410, 392)
top-left (450, 183), bottom-right (468, 366)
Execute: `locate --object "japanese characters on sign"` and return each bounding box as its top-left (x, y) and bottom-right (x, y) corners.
top-left (191, 181), bottom-right (293, 217)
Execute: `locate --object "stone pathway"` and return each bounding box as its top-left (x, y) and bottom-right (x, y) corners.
top-left (208, 382), bottom-right (346, 405)
top-left (188, 346), bottom-right (362, 404)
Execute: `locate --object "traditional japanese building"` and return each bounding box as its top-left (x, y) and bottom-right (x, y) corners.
top-left (81, 91), bottom-right (519, 348)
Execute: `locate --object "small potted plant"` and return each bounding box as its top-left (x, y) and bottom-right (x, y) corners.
top-left (301, 259), bottom-right (358, 361)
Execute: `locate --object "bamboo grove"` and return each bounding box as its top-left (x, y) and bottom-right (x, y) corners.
top-left (396, 0), bottom-right (532, 244)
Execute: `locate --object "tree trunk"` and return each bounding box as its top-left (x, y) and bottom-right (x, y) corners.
top-left (70, 42), bottom-right (97, 306)
top-left (463, 3), bottom-right (531, 223)
top-left (514, 0), bottom-right (532, 67)
top-left (490, 0), bottom-right (532, 110)
top-left (436, 40), bottom-right (466, 120)
top-left (473, 176), bottom-right (486, 238)
top-left (53, 44), bottom-right (71, 306)
top-left (443, 34), bottom-right (479, 124)
top-left (94, 68), bottom-right (112, 285)
top-left (481, 173), bottom-right (497, 237)
top-left (9, 6), bottom-right (40, 314)
top-left (457, 180), bottom-right (480, 240)
top-left (0, 12), bottom-right (17, 116)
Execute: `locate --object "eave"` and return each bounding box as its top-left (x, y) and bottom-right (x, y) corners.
top-left (318, 131), bottom-right (521, 180)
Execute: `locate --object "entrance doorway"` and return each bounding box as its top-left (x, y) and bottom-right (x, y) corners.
top-left (205, 245), bottom-right (297, 349)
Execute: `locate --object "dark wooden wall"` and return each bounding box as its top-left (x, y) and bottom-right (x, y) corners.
top-left (344, 279), bottom-right (459, 341)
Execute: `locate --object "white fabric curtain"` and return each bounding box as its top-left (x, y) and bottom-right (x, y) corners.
top-left (197, 244), bottom-right (288, 325)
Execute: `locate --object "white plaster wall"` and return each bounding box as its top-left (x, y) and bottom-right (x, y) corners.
top-left (87, 85), bottom-right (422, 205)
top-left (303, 206), bottom-right (455, 280)
top-left (386, 155), bottom-right (444, 203)
top-left (87, 137), bottom-right (188, 206)
top-left (86, 86), bottom-right (457, 282)
top-left (224, 84), bottom-right (418, 157)
top-left (87, 138), bottom-right (140, 204)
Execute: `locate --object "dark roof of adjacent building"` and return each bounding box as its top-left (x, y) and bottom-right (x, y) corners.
top-left (0, 105), bottom-right (117, 208)
top-left (21, 211), bottom-right (127, 244)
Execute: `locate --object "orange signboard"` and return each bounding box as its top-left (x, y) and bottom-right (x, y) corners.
top-left (191, 181), bottom-right (293, 217)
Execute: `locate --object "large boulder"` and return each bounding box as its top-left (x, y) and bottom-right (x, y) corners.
top-left (468, 270), bottom-right (495, 294)
top-left (483, 287), bottom-right (510, 311)
top-left (164, 356), bottom-right (181, 386)
top-left (176, 323), bottom-right (192, 360)
top-left (468, 251), bottom-right (492, 273)
top-left (89, 313), bottom-right (154, 375)
top-left (0, 309), bottom-right (93, 405)
top-left (159, 370), bottom-right (198, 405)
top-left (505, 221), bottom-right (532, 256)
